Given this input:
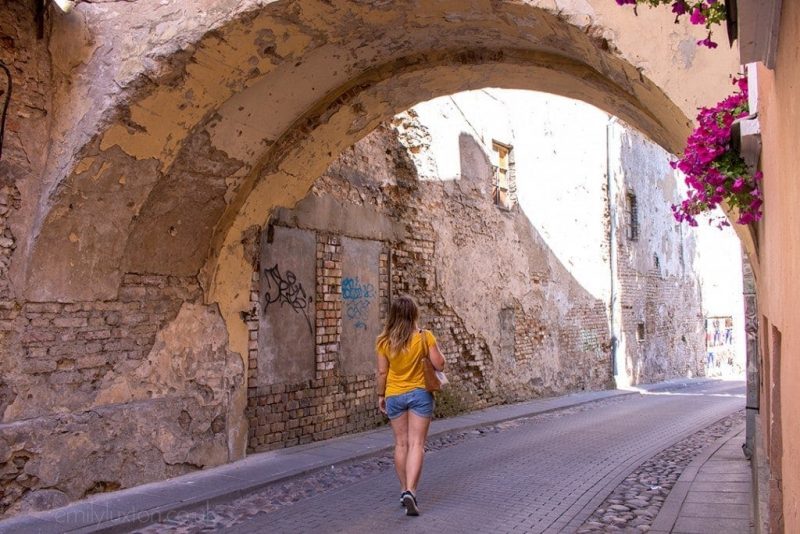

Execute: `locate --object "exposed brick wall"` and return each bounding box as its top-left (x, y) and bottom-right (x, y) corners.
top-left (2, 274), bottom-right (201, 421)
top-left (315, 233), bottom-right (343, 377)
top-left (513, 302), bottom-right (546, 362)
top-left (389, 217), bottom-right (496, 409)
top-left (0, 3), bottom-right (52, 303)
top-left (242, 117), bottom-right (709, 454)
top-left (0, 185), bottom-right (21, 301)
top-left (244, 124), bottom-right (620, 453)
top-left (0, 273), bottom-right (246, 517)
top-left (618, 248), bottom-right (705, 383)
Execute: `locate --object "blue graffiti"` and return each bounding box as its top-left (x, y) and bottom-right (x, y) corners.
top-left (342, 277), bottom-right (375, 330)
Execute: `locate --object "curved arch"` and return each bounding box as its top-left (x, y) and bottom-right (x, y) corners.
top-left (25, 0), bottom-right (740, 300)
top-left (205, 54), bottom-right (691, 356)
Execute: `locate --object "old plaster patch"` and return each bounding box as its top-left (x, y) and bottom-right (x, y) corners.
top-left (72, 156), bottom-right (96, 177)
top-left (95, 302), bottom-right (243, 408)
top-left (674, 35), bottom-right (697, 69)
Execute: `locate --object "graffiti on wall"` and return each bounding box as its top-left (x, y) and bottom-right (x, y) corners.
top-left (342, 277), bottom-right (375, 330)
top-left (263, 264), bottom-right (313, 334)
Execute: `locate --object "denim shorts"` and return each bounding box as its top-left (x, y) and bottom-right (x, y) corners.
top-left (385, 388), bottom-right (435, 419)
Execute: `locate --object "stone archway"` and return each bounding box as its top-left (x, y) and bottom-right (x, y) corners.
top-left (4, 0), bottom-right (745, 509)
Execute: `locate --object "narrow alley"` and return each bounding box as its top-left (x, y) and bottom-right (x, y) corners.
top-left (122, 380), bottom-right (747, 534)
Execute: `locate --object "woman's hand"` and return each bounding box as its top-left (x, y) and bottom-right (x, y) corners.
top-left (378, 396), bottom-right (387, 415)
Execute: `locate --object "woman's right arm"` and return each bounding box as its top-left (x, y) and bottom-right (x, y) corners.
top-left (429, 341), bottom-right (446, 372)
top-left (376, 352), bottom-right (389, 414)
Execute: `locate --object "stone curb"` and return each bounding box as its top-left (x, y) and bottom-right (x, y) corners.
top-left (649, 423), bottom-right (747, 534)
top-left (0, 378), bottom-right (724, 534)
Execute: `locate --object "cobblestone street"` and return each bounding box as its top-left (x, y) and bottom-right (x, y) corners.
top-left (138, 381), bottom-right (745, 534)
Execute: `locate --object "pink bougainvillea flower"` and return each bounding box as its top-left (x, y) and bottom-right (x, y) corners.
top-left (698, 36), bottom-right (718, 48)
top-left (672, 76), bottom-right (763, 227)
top-left (671, 1), bottom-right (688, 15)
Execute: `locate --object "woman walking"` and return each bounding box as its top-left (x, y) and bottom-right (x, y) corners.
top-left (375, 295), bottom-right (446, 516)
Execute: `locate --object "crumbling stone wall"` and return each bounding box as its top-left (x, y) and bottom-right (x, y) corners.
top-left (0, 7), bottom-right (250, 517)
top-left (0, 13), bottom-right (245, 514)
top-left (243, 90), bottom-right (710, 452)
top-left (0, 0), bottom-right (742, 520)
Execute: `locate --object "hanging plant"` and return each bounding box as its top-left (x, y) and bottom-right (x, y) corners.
top-left (615, 1), bottom-right (727, 48)
top-left (671, 76), bottom-right (763, 228)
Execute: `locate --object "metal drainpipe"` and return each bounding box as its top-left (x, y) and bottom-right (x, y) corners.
top-left (606, 117), bottom-right (621, 384)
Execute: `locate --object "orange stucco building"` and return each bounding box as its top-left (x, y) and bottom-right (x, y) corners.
top-left (741, 0), bottom-right (799, 531)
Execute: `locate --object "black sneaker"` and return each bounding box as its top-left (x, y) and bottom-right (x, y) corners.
top-left (402, 491), bottom-right (420, 516)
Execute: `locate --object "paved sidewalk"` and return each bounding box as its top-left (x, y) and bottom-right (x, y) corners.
top-left (0, 378), bottom-right (731, 533)
top-left (651, 425), bottom-right (753, 534)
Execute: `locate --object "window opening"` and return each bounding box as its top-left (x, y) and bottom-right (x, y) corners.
top-left (625, 192), bottom-right (639, 241)
top-left (492, 141), bottom-right (513, 210)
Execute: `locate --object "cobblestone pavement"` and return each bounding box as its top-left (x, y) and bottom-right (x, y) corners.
top-left (137, 381), bottom-right (744, 534)
top-left (577, 409), bottom-right (745, 533)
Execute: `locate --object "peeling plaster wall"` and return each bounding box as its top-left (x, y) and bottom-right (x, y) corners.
top-left (16, 0), bottom-right (741, 377)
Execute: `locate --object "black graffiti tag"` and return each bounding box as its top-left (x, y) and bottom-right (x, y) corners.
top-left (263, 264), bottom-right (313, 334)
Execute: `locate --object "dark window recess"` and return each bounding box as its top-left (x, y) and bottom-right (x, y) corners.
top-left (636, 322), bottom-right (645, 342)
top-left (626, 193), bottom-right (639, 241)
top-left (492, 141), bottom-right (513, 210)
top-left (654, 253), bottom-right (660, 270)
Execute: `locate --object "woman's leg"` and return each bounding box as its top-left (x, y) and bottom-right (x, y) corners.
top-left (405, 411), bottom-right (432, 494)
top-left (390, 411), bottom-right (409, 490)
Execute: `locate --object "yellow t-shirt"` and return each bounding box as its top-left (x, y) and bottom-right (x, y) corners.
top-left (378, 330), bottom-right (437, 397)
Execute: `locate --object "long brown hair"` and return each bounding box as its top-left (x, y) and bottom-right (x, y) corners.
top-left (377, 295), bottom-right (419, 356)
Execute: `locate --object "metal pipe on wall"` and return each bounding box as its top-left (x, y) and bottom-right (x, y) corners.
top-left (606, 116), bottom-right (623, 385)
